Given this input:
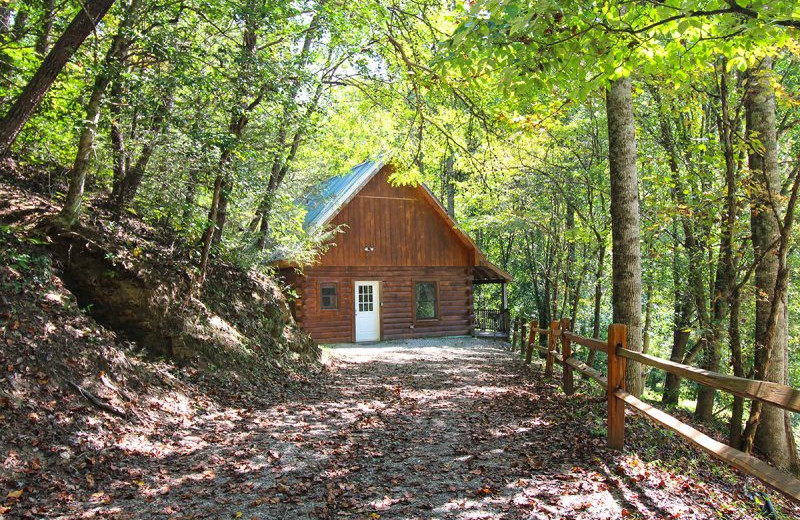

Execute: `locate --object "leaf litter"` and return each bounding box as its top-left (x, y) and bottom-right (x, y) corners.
top-left (3, 334), bottom-right (796, 519)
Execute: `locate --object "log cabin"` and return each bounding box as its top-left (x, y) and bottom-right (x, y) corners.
top-left (278, 158), bottom-right (511, 343)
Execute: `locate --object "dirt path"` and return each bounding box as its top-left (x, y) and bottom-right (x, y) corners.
top-left (50, 337), bottom-right (773, 519)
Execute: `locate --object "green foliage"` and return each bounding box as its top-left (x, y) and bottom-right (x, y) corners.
top-left (2, 1), bottom-right (800, 457)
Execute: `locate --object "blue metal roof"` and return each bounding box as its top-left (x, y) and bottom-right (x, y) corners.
top-left (302, 157), bottom-right (386, 230)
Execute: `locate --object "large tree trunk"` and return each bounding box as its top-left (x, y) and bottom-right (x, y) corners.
top-left (607, 75), bottom-right (643, 396)
top-left (0, 0), bottom-right (117, 155)
top-left (741, 57), bottom-right (797, 473)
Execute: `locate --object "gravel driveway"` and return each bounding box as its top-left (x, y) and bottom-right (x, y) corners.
top-left (56, 336), bottom-right (774, 519)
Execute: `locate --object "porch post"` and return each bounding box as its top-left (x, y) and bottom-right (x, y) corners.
top-left (501, 282), bottom-right (509, 332)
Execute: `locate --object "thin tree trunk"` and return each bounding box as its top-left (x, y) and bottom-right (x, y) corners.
top-left (197, 173), bottom-right (224, 287)
top-left (699, 62), bottom-right (739, 423)
top-left (113, 91), bottom-right (172, 211)
top-left (728, 284), bottom-right (744, 446)
top-left (54, 0), bottom-right (139, 227)
top-left (36, 0), bottom-right (56, 56)
top-left (0, 8), bottom-right (12, 100)
top-left (607, 75), bottom-right (643, 396)
top-left (255, 76), bottom-right (325, 247)
top-left (663, 328), bottom-right (690, 406)
top-left (0, 0), bottom-right (117, 155)
top-left (195, 14), bottom-right (263, 286)
top-left (642, 281), bottom-right (652, 355)
top-left (585, 241), bottom-right (605, 370)
top-left (109, 79), bottom-right (127, 195)
top-left (181, 167), bottom-right (198, 226)
top-left (563, 204), bottom-right (575, 319)
top-left (445, 151), bottom-right (455, 217)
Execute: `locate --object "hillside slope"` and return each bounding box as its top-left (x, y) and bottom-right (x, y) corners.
top-left (0, 177), bottom-right (320, 517)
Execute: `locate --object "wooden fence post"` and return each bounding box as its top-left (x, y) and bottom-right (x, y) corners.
top-left (561, 318), bottom-right (573, 395)
top-left (545, 320), bottom-right (558, 378)
top-left (511, 317), bottom-right (519, 351)
top-left (525, 319), bottom-right (538, 364)
top-left (607, 323), bottom-right (628, 451)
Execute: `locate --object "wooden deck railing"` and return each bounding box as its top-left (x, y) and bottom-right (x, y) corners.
top-left (475, 308), bottom-right (510, 333)
top-left (507, 318), bottom-right (800, 503)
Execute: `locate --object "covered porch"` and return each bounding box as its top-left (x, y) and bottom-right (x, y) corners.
top-left (472, 260), bottom-right (512, 338)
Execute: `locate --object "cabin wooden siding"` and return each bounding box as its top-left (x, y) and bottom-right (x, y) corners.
top-left (283, 266), bottom-right (474, 343)
top-left (317, 166), bottom-right (473, 267)
top-left (281, 164), bottom-right (480, 343)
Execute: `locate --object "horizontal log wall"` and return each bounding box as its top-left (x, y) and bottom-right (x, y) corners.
top-left (281, 266), bottom-right (474, 343)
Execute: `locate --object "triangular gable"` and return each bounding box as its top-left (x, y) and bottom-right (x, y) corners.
top-left (296, 158), bottom-right (510, 281)
top-left (305, 158), bottom-right (476, 251)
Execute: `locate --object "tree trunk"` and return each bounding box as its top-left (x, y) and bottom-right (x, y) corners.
top-left (54, 0), bottom-right (139, 227)
top-left (255, 78), bottom-right (325, 248)
top-left (196, 15), bottom-right (265, 278)
top-left (662, 328), bottom-right (690, 406)
top-left (35, 0), bottom-right (56, 56)
top-left (563, 203), bottom-right (575, 317)
top-left (181, 167), bottom-right (198, 226)
top-left (197, 173), bottom-right (224, 287)
top-left (109, 79), bottom-right (127, 195)
top-left (607, 75), bottom-right (643, 396)
top-left (741, 57), bottom-right (796, 473)
top-left (699, 63), bottom-right (739, 423)
top-left (0, 0), bottom-right (117, 155)
top-left (0, 7), bottom-right (13, 102)
top-left (728, 284), bottom-right (744, 447)
top-left (642, 280), bottom-right (652, 355)
top-left (212, 176), bottom-right (230, 251)
top-left (445, 152), bottom-right (455, 217)
top-left (663, 206), bottom-right (694, 406)
top-left (113, 91), bottom-right (172, 211)
top-left (585, 242), bottom-right (605, 370)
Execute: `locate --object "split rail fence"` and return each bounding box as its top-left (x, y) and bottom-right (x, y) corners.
top-left (508, 317), bottom-right (800, 503)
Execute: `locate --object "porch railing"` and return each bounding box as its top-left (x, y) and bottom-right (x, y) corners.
top-left (475, 308), bottom-right (510, 333)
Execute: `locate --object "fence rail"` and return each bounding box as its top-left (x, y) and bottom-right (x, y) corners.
top-left (507, 317), bottom-right (800, 503)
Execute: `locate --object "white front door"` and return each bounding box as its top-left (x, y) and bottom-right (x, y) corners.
top-left (355, 281), bottom-right (380, 342)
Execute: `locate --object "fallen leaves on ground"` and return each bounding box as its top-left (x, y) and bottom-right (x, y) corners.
top-left (2, 332), bottom-right (795, 519)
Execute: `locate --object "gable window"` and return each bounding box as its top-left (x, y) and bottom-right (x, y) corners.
top-left (415, 281), bottom-right (438, 320)
top-left (320, 283), bottom-right (338, 310)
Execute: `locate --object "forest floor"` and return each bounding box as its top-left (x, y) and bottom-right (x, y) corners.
top-left (9, 336), bottom-right (795, 520)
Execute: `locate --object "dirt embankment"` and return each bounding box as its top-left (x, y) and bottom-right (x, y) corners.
top-left (0, 174), bottom-right (320, 517)
top-left (0, 179), bottom-right (317, 371)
